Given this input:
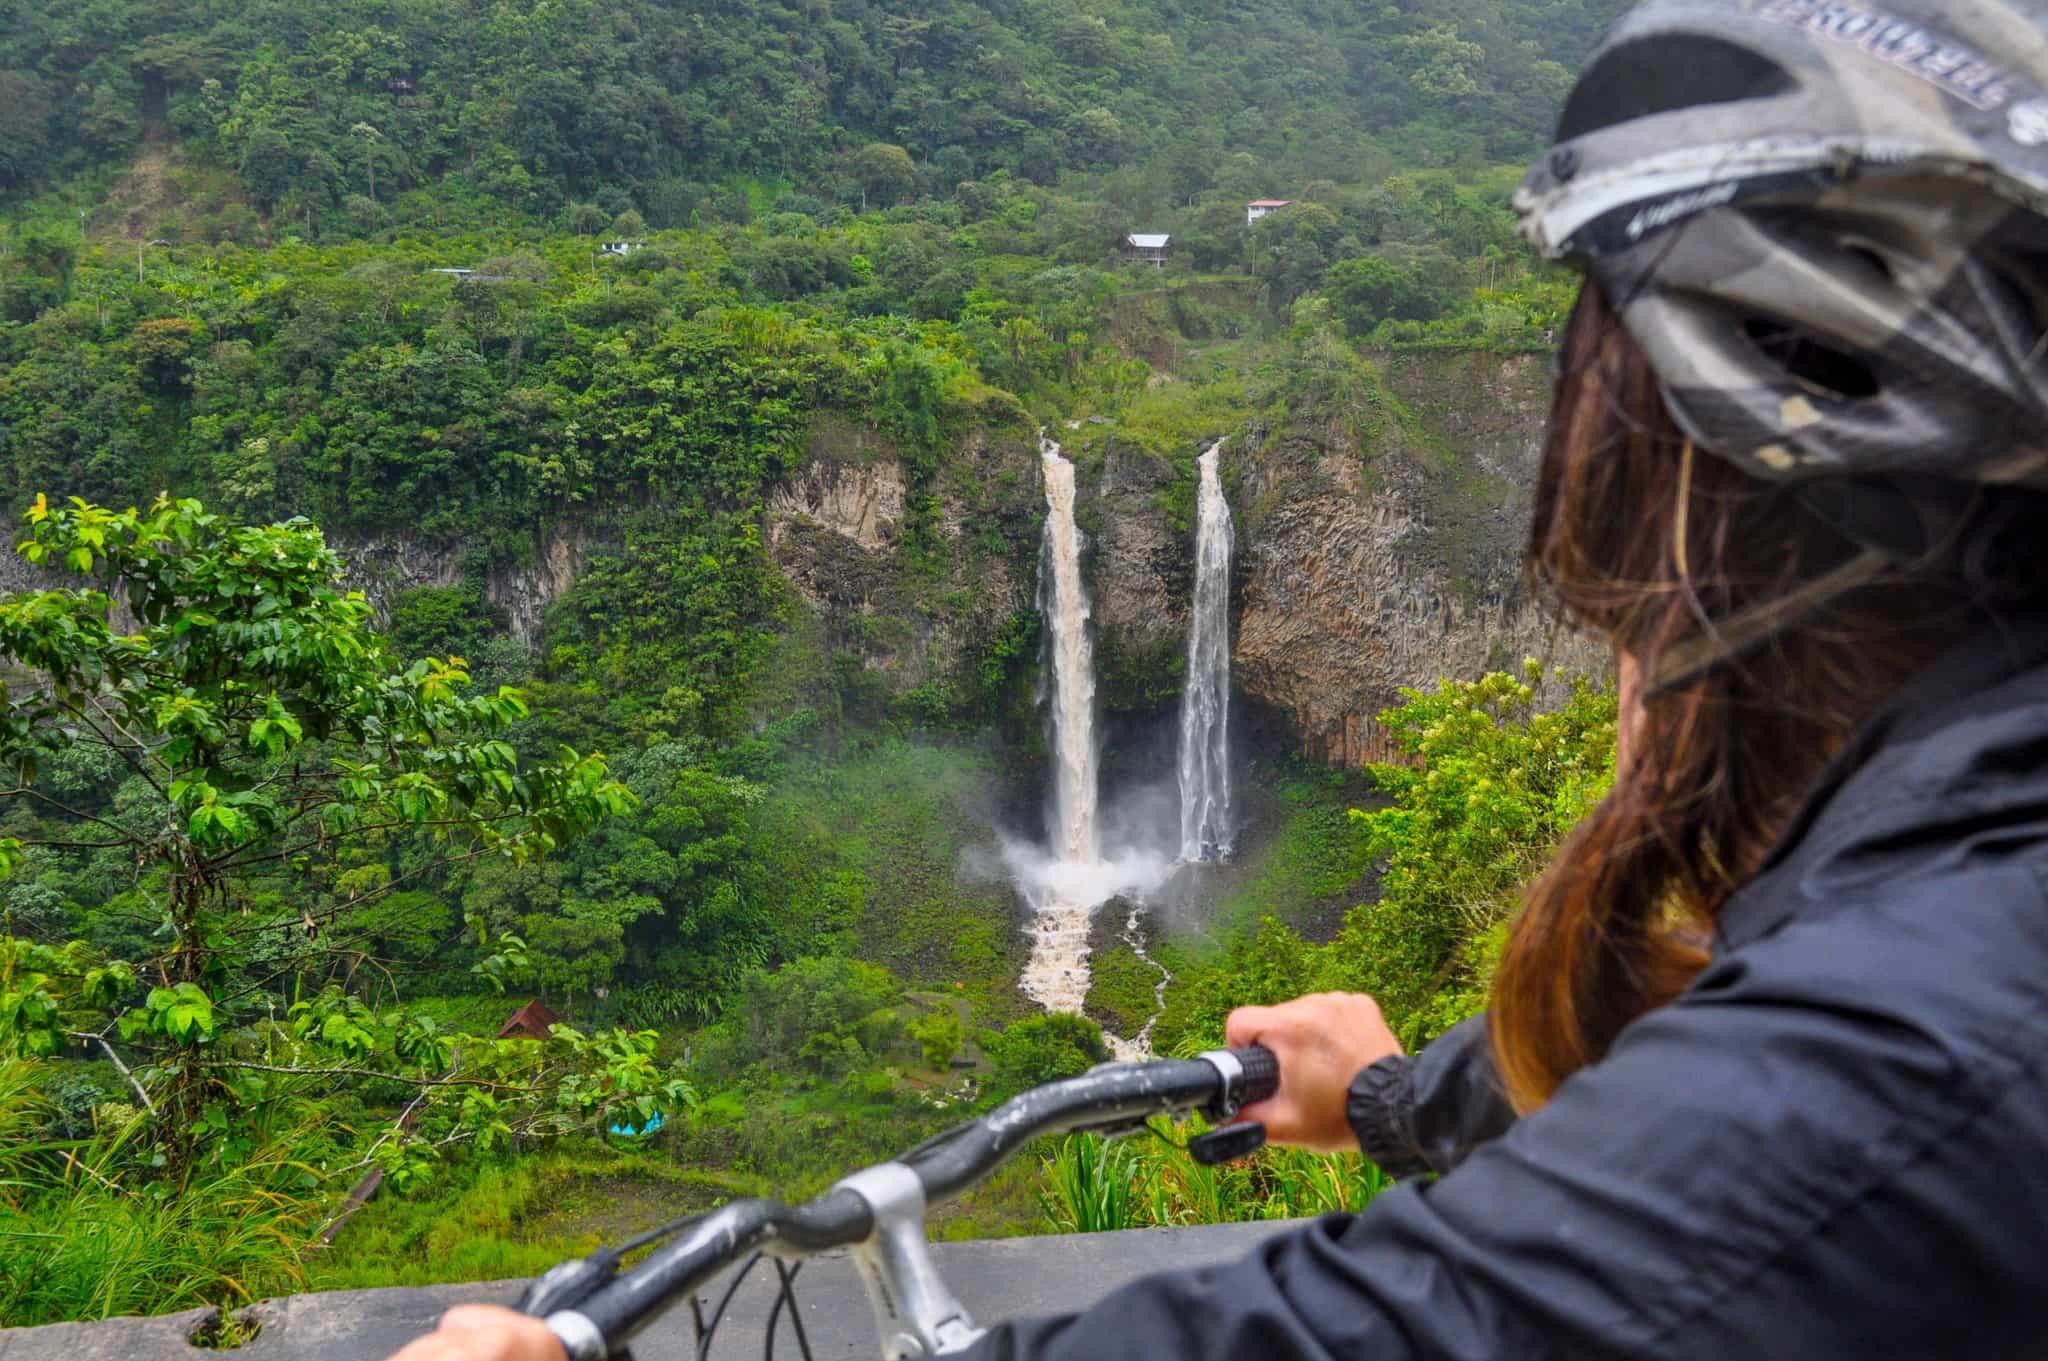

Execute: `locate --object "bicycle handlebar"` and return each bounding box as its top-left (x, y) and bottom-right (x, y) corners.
top-left (903, 1048), bottom-right (1271, 1200)
top-left (555, 1188), bottom-right (873, 1354)
top-left (524, 1044), bottom-right (1280, 1360)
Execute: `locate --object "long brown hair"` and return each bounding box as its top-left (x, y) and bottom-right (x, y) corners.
top-left (1488, 283), bottom-right (1983, 1112)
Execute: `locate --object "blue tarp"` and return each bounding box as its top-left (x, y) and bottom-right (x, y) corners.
top-left (607, 1110), bottom-right (665, 1137)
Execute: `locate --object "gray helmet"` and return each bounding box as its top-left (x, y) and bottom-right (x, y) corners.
top-left (1516, 0), bottom-right (2048, 524)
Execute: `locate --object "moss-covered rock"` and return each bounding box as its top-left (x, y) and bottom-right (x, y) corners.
top-left (1081, 900), bottom-right (1169, 1042)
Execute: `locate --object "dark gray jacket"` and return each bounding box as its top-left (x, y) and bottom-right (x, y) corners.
top-left (970, 615), bottom-right (2048, 1359)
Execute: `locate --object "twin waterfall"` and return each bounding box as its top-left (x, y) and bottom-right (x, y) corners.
top-left (1015, 436), bottom-right (1104, 1017)
top-left (1040, 444), bottom-right (1100, 865)
top-left (1178, 444), bottom-right (1235, 862)
top-left (1015, 435), bottom-right (1234, 1047)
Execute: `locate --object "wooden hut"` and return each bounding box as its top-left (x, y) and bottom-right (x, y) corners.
top-left (497, 998), bottom-right (561, 1040)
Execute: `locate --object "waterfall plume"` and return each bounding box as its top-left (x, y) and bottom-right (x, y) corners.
top-left (1177, 440), bottom-right (1235, 862)
top-left (1038, 435), bottom-right (1099, 866)
top-left (1012, 434), bottom-right (1173, 1050)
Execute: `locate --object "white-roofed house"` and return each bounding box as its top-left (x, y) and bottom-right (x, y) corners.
top-left (1123, 233), bottom-right (1171, 267)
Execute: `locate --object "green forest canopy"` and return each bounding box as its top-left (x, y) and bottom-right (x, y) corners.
top-left (2, 0), bottom-right (1625, 230)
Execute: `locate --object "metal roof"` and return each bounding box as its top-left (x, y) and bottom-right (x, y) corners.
top-left (1247, 199), bottom-right (1292, 208)
top-left (1126, 233), bottom-right (1171, 248)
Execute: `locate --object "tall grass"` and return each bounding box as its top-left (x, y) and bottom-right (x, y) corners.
top-left (0, 1061), bottom-right (318, 1329)
top-left (1037, 1135), bottom-right (1145, 1233)
top-left (1039, 1122), bottom-right (1391, 1234)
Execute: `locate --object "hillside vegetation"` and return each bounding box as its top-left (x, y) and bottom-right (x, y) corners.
top-left (4, 0), bottom-right (1613, 224)
top-left (0, 0), bottom-right (1621, 1331)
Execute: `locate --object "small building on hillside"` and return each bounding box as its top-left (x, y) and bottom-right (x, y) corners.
top-left (599, 241), bottom-right (641, 258)
top-left (428, 266), bottom-right (517, 284)
top-left (1123, 233), bottom-right (1171, 267)
top-left (497, 999), bottom-right (561, 1041)
top-left (1246, 199), bottom-right (1292, 226)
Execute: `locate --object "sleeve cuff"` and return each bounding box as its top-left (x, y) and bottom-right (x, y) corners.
top-left (1345, 1055), bottom-right (1432, 1180)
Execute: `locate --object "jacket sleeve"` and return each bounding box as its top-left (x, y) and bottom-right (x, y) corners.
top-left (961, 864), bottom-right (2048, 1361)
top-left (1345, 1014), bottom-right (1516, 1178)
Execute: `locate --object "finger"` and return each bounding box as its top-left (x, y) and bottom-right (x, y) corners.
top-left (1224, 1005), bottom-right (1275, 1047)
top-left (440, 1305), bottom-right (526, 1332)
top-left (436, 1306), bottom-right (563, 1361)
top-left (1242, 1096), bottom-right (1311, 1146)
top-left (384, 1337), bottom-right (463, 1361)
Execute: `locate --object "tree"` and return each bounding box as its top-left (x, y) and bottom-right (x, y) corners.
top-left (1326, 254), bottom-right (1445, 332)
top-left (1253, 200), bottom-right (1348, 308)
top-left (561, 202), bottom-right (610, 236)
top-left (1052, 15), bottom-right (1116, 67)
top-left (1069, 107), bottom-right (1127, 166)
top-left (910, 1009), bottom-right (963, 1068)
top-left (83, 79), bottom-right (141, 156)
top-left (240, 129), bottom-right (298, 211)
top-left (1391, 24), bottom-right (1487, 100)
top-left (351, 122), bottom-right (385, 202)
top-left (730, 955), bottom-right (904, 1075)
top-left (0, 496), bottom-right (636, 1172)
top-left (845, 142), bottom-right (918, 211)
top-left (1161, 131), bottom-right (1221, 205)
top-left (0, 72), bottom-right (52, 189)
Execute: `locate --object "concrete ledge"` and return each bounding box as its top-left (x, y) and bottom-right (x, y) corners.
top-left (0, 1219), bottom-right (1310, 1361)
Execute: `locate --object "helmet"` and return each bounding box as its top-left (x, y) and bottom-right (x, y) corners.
top-left (1516, 0), bottom-right (2048, 528)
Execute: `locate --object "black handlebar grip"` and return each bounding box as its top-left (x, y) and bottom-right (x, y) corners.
top-left (1231, 1044), bottom-right (1280, 1105)
top-left (518, 1254), bottom-right (614, 1317)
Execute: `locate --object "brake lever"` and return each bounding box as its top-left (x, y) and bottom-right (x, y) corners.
top-left (1186, 1120), bottom-right (1267, 1165)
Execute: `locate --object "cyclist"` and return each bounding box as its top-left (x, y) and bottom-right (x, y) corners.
top-left (396, 0), bottom-right (2048, 1356)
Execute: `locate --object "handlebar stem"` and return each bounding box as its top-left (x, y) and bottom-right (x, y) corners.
top-left (833, 1162), bottom-right (987, 1359)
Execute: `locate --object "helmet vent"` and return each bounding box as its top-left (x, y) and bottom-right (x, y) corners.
top-left (1744, 318), bottom-right (1881, 401)
top-left (1842, 244), bottom-right (1894, 287)
top-left (1991, 245), bottom-right (2048, 348)
top-left (1557, 34), bottom-right (1793, 142)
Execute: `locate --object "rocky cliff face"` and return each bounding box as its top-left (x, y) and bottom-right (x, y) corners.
top-left (8, 352), bottom-right (1601, 765)
top-left (1229, 351), bottom-right (1606, 766)
top-left (337, 525), bottom-right (588, 645)
top-left (1076, 431), bottom-right (1194, 713)
top-left (316, 413), bottom-right (1046, 711)
top-left (762, 415), bottom-right (1042, 700)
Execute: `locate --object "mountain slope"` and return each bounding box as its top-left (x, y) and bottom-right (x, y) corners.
top-left (2, 0), bottom-right (1625, 228)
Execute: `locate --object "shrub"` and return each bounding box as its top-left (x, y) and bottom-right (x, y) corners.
top-left (733, 956), bottom-right (905, 1075)
top-left (983, 1013), bottom-right (1107, 1097)
top-left (909, 1011), bottom-right (964, 1069)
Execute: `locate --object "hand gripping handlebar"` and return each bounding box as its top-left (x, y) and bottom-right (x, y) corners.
top-left (524, 1045), bottom-right (1280, 1360)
